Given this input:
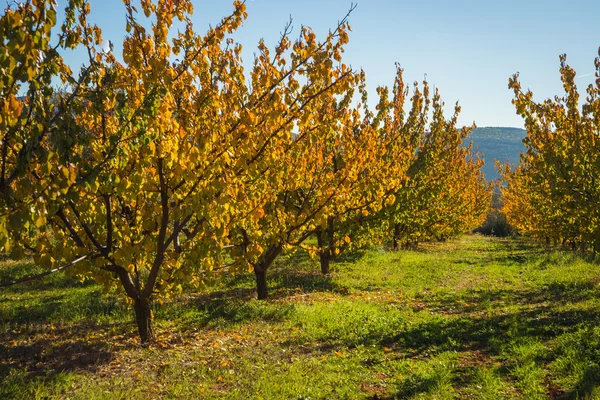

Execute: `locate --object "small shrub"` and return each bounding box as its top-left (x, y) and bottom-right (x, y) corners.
top-left (474, 209), bottom-right (516, 237)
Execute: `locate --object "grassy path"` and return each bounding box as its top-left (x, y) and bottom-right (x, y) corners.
top-left (2, 235), bottom-right (600, 399)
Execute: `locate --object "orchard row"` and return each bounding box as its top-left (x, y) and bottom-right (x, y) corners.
top-left (0, 0), bottom-right (489, 342)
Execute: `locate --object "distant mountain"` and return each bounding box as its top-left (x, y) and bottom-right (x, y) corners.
top-left (466, 127), bottom-right (527, 181)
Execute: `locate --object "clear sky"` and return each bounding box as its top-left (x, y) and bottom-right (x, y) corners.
top-left (61, 0), bottom-right (600, 128)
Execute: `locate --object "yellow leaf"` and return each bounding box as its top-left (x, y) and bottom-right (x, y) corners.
top-left (35, 214), bottom-right (46, 228)
top-left (385, 194), bottom-right (396, 207)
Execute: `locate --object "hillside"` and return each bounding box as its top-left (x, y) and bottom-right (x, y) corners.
top-left (467, 127), bottom-right (527, 181)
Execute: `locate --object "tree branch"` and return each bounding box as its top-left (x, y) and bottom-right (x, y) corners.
top-left (68, 199), bottom-right (105, 252)
top-left (143, 157), bottom-right (169, 298)
top-left (0, 253), bottom-right (92, 288)
top-left (56, 208), bottom-right (85, 248)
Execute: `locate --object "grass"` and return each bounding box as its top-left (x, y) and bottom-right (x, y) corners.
top-left (2, 234), bottom-right (600, 398)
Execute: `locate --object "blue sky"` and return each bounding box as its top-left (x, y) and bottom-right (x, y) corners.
top-left (62, 0), bottom-right (600, 128)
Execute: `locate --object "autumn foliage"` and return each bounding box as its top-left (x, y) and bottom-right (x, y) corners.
top-left (1, 0), bottom-right (490, 343)
top-left (502, 51), bottom-right (600, 251)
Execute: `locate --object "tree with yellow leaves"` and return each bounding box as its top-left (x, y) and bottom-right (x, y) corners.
top-left (2, 0), bottom-right (372, 341)
top-left (6, 0), bottom-right (257, 343)
top-left (0, 0), bottom-right (99, 252)
top-left (503, 50), bottom-right (600, 251)
top-left (386, 87), bottom-right (490, 249)
top-left (223, 13), bottom-right (366, 298)
top-left (312, 66), bottom-right (425, 273)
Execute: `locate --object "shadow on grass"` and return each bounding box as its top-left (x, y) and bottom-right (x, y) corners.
top-left (0, 322), bottom-right (122, 400)
top-left (394, 307), bottom-right (599, 353)
top-left (503, 237), bottom-right (543, 251)
top-left (262, 277), bottom-right (600, 399)
top-left (334, 247), bottom-right (372, 263)
top-left (392, 369), bottom-right (454, 400)
top-left (0, 334), bottom-right (113, 378)
top-left (451, 240), bottom-right (546, 266)
top-left (178, 288), bottom-right (296, 329)
top-left (385, 304), bottom-right (600, 399)
top-left (386, 283), bottom-right (600, 398)
top-left (177, 268), bottom-right (350, 329)
top-left (216, 253), bottom-right (350, 299)
top-left (568, 365), bottom-right (600, 400)
top-left (270, 269), bottom-right (349, 295)
top-left (423, 280), bottom-right (600, 317)
top-left (0, 289), bottom-right (127, 327)
top-left (491, 254), bottom-right (529, 264)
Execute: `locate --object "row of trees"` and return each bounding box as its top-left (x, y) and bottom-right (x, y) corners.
top-left (502, 51), bottom-right (600, 252)
top-left (1, 0), bottom-right (490, 343)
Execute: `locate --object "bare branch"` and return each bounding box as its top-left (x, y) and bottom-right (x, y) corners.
top-left (0, 253), bottom-right (92, 288)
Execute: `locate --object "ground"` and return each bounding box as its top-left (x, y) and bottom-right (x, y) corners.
top-left (2, 235), bottom-right (600, 399)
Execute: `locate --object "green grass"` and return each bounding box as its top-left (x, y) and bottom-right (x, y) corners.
top-left (2, 235), bottom-right (600, 399)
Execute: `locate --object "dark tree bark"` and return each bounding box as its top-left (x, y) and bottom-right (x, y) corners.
top-left (253, 245), bottom-right (283, 300)
top-left (108, 264), bottom-right (153, 344)
top-left (316, 229), bottom-right (331, 274)
top-left (134, 297), bottom-right (154, 344)
top-left (316, 218), bottom-right (337, 275)
top-left (254, 267), bottom-right (268, 300)
top-left (393, 223), bottom-right (402, 251)
top-left (319, 250), bottom-right (331, 275)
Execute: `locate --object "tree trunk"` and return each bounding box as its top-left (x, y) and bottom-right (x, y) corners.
top-left (316, 229), bottom-right (331, 274)
top-left (255, 267), bottom-right (268, 300)
top-left (319, 249), bottom-right (331, 275)
top-left (393, 223), bottom-right (401, 251)
top-left (133, 297), bottom-right (154, 344)
top-left (253, 245), bottom-right (283, 300)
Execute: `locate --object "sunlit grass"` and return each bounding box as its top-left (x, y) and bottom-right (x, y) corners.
top-left (2, 234), bottom-right (600, 398)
